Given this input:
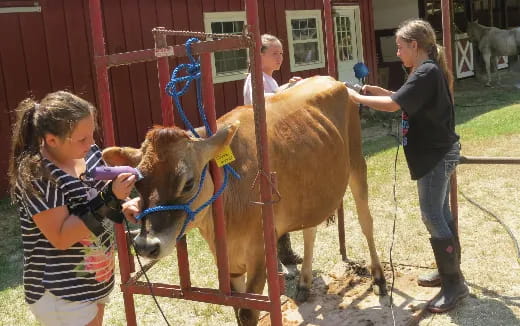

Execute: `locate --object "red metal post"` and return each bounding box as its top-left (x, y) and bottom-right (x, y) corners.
top-left (89, 0), bottom-right (115, 147)
top-left (176, 237), bottom-right (192, 291)
top-left (323, 0), bottom-right (338, 79)
top-left (201, 52), bottom-right (232, 295)
top-left (153, 29), bottom-right (193, 292)
top-left (155, 28), bottom-right (175, 126)
top-left (441, 0), bottom-right (454, 71)
top-left (88, 1), bottom-right (137, 325)
top-left (245, 1), bottom-right (283, 325)
top-left (440, 0), bottom-right (459, 233)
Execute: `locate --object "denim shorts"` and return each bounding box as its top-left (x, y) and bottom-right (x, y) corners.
top-left (416, 142), bottom-right (460, 239)
top-left (28, 290), bottom-right (110, 326)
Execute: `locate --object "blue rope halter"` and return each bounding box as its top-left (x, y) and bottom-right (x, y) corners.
top-left (136, 38), bottom-right (239, 241)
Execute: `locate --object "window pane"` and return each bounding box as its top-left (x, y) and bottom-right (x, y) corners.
top-left (221, 21), bottom-right (236, 33)
top-left (335, 16), bottom-right (354, 62)
top-left (224, 57), bottom-right (236, 72)
top-left (294, 42), bottom-right (319, 64)
top-left (215, 59), bottom-right (224, 73)
top-left (291, 18), bottom-right (318, 41)
top-left (234, 21), bottom-right (244, 32)
top-left (210, 19), bottom-right (247, 75)
top-left (292, 29), bottom-right (301, 40)
top-left (308, 28), bottom-right (317, 39)
top-left (211, 22), bottom-right (223, 34)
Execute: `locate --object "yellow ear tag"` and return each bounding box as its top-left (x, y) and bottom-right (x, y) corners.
top-left (214, 146), bottom-right (235, 167)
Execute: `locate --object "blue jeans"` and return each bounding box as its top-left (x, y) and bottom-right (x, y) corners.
top-left (417, 142), bottom-right (460, 239)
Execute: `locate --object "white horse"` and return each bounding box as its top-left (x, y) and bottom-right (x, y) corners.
top-left (467, 21), bottom-right (520, 86)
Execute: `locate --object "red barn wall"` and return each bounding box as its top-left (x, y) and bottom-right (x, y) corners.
top-left (0, 0), bottom-right (344, 197)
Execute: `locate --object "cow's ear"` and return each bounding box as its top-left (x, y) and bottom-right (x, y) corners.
top-left (102, 146), bottom-right (142, 167)
top-left (197, 120), bottom-right (240, 162)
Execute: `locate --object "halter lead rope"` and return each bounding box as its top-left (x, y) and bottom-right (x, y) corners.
top-left (136, 38), bottom-right (239, 241)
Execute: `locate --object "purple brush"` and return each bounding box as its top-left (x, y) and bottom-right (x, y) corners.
top-left (82, 166), bottom-right (143, 181)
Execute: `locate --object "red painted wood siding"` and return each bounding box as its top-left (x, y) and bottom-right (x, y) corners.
top-left (0, 0), bottom-right (355, 197)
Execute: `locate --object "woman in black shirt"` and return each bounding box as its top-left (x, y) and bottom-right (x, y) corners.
top-left (347, 19), bottom-right (468, 313)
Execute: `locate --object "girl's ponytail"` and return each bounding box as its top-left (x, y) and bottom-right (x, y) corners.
top-left (434, 44), bottom-right (454, 96)
top-left (9, 99), bottom-right (43, 198)
top-left (9, 91), bottom-right (95, 198)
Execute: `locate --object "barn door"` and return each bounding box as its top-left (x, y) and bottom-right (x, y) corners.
top-left (333, 6), bottom-right (363, 82)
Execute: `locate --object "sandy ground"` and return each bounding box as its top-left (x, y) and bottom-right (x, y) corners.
top-left (258, 261), bottom-right (440, 326)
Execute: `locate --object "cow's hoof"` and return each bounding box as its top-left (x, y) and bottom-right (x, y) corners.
top-left (372, 278), bottom-right (388, 296)
top-left (295, 285), bottom-right (310, 303)
top-left (485, 82), bottom-right (492, 87)
top-left (237, 308), bottom-right (259, 326)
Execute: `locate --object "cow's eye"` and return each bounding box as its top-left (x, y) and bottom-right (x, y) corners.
top-left (183, 178), bottom-right (195, 193)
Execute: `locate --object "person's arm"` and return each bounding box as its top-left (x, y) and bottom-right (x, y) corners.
top-left (33, 173), bottom-right (135, 250)
top-left (362, 85), bottom-right (394, 96)
top-left (348, 88), bottom-right (401, 112)
top-left (33, 207), bottom-right (92, 250)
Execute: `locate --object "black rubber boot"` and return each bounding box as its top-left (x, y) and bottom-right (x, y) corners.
top-left (418, 236), bottom-right (461, 287)
top-left (277, 233), bottom-right (303, 266)
top-left (428, 237), bottom-right (469, 313)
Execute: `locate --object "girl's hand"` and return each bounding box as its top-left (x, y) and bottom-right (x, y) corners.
top-left (361, 85), bottom-right (374, 95)
top-left (111, 173), bottom-right (136, 200)
top-left (289, 76), bottom-right (302, 83)
top-left (122, 197), bottom-right (141, 224)
top-left (347, 87), bottom-right (361, 104)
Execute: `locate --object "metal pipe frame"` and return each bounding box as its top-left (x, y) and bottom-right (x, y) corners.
top-left (459, 156), bottom-right (520, 165)
top-left (245, 0), bottom-right (283, 324)
top-left (88, 1), bottom-right (283, 325)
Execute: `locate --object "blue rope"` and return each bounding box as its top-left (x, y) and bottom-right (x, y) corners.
top-left (137, 38), bottom-right (239, 241)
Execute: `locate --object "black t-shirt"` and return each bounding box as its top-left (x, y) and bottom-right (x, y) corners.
top-left (391, 60), bottom-right (459, 180)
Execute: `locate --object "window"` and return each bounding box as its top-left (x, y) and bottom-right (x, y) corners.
top-left (0, 1), bottom-right (40, 13)
top-left (204, 11), bottom-right (248, 83)
top-left (285, 10), bottom-right (325, 72)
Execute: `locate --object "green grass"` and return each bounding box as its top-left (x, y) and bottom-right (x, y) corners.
top-left (456, 103), bottom-right (520, 139)
top-left (1, 75), bottom-right (519, 325)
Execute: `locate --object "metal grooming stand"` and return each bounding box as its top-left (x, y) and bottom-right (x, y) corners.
top-left (88, 0), bottom-right (283, 325)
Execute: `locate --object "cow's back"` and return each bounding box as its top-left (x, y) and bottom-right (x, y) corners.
top-left (215, 76), bottom-right (358, 271)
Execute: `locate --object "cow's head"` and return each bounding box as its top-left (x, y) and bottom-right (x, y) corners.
top-left (103, 121), bottom-right (240, 259)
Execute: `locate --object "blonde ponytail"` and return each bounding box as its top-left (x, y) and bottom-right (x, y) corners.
top-left (434, 44), bottom-right (454, 95)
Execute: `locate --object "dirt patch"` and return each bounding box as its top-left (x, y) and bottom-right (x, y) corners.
top-left (259, 261), bottom-right (440, 326)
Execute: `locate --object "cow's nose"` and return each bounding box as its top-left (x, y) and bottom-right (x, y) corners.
top-left (133, 234), bottom-right (161, 259)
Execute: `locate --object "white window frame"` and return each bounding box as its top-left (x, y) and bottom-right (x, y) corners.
top-left (285, 10), bottom-right (325, 72)
top-left (204, 11), bottom-right (247, 83)
top-left (0, 1), bottom-right (40, 13)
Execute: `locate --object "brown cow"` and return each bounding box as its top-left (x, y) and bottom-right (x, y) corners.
top-left (103, 76), bottom-right (386, 326)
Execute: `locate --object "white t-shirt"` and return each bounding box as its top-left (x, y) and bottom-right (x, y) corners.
top-left (243, 72), bottom-right (279, 105)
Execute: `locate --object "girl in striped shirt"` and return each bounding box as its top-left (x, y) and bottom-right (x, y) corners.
top-left (8, 91), bottom-right (136, 326)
